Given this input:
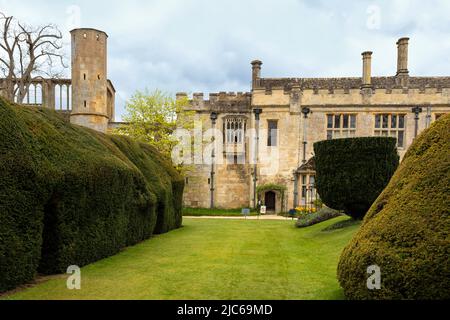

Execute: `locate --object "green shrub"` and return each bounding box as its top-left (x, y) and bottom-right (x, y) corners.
top-left (338, 114), bottom-right (450, 300)
top-left (296, 207), bottom-right (342, 228)
top-left (0, 100), bottom-right (46, 292)
top-left (314, 137), bottom-right (399, 220)
top-left (0, 98), bottom-right (183, 292)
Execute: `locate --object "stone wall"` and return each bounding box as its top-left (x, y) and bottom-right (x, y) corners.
top-left (180, 37), bottom-right (450, 211)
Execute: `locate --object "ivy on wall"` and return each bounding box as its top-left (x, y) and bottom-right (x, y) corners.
top-left (256, 184), bottom-right (287, 212)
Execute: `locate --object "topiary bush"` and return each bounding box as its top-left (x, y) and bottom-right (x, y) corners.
top-left (0, 98), bottom-right (184, 292)
top-left (338, 114), bottom-right (450, 300)
top-left (314, 137), bottom-right (399, 220)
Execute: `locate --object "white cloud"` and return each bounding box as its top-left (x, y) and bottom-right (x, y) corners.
top-left (1, 0), bottom-right (449, 120)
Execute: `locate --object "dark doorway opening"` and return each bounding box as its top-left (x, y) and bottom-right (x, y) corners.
top-left (265, 191), bottom-right (276, 212)
top-left (39, 193), bottom-right (60, 274)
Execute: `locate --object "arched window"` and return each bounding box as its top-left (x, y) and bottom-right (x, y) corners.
top-left (35, 84), bottom-right (43, 105)
top-left (24, 85), bottom-right (32, 104)
top-left (61, 85), bottom-right (68, 110)
top-left (67, 85), bottom-right (72, 110)
top-left (225, 117), bottom-right (246, 145)
top-left (53, 84), bottom-right (72, 110)
top-left (54, 84), bottom-right (62, 110)
top-left (13, 84), bottom-right (19, 103)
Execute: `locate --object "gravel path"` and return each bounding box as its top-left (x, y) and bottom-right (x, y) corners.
top-left (184, 215), bottom-right (295, 221)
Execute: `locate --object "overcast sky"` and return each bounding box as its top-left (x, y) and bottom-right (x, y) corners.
top-left (1, 0), bottom-right (450, 120)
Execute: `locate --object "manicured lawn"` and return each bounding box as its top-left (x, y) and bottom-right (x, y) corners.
top-left (3, 217), bottom-right (359, 300)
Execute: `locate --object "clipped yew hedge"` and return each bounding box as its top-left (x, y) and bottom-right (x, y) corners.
top-left (338, 114), bottom-right (450, 299)
top-left (314, 137), bottom-right (399, 220)
top-left (110, 137), bottom-right (184, 234)
top-left (0, 98), bottom-right (184, 292)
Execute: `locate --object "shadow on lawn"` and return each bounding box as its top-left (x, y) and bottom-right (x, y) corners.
top-left (322, 218), bottom-right (361, 232)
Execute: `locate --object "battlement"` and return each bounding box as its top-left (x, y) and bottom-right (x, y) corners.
top-left (177, 92), bottom-right (252, 113)
top-left (256, 76), bottom-right (450, 95)
top-left (178, 36), bottom-right (450, 112)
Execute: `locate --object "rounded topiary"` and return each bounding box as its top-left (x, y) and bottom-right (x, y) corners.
top-left (314, 137), bottom-right (399, 220)
top-left (338, 114), bottom-right (450, 300)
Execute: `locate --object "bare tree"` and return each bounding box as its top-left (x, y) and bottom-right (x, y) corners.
top-left (0, 12), bottom-right (67, 104)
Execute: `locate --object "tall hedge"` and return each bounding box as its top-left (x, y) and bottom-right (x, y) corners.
top-left (314, 137), bottom-right (399, 220)
top-left (109, 137), bottom-right (184, 234)
top-left (338, 114), bottom-right (450, 300)
top-left (0, 98), bottom-right (184, 292)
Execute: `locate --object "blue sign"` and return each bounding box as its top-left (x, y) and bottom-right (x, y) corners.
top-left (242, 208), bottom-right (250, 216)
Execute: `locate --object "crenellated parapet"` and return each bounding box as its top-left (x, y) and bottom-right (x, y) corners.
top-left (252, 76), bottom-right (450, 108)
top-left (179, 36), bottom-right (450, 113)
top-left (178, 92), bottom-right (252, 113)
top-left (255, 76), bottom-right (450, 95)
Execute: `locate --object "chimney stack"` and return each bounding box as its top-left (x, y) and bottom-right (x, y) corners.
top-left (362, 51), bottom-right (373, 88)
top-left (251, 60), bottom-right (263, 89)
top-left (396, 37), bottom-right (410, 76)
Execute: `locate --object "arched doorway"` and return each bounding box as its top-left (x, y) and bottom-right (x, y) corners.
top-left (265, 191), bottom-right (276, 212)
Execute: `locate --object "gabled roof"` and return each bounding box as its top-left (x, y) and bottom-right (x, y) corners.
top-left (296, 157), bottom-right (316, 173)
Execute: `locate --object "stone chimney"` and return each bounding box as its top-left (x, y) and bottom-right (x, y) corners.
top-left (396, 37), bottom-right (410, 76)
top-left (251, 60), bottom-right (263, 89)
top-left (361, 51), bottom-right (373, 88)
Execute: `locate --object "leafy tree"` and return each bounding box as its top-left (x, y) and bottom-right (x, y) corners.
top-left (114, 89), bottom-right (194, 172)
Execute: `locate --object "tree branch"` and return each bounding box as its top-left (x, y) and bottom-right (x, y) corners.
top-left (1, 11), bottom-right (67, 103)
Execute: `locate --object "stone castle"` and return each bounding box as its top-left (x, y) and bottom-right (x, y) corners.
top-left (2, 30), bottom-right (449, 213)
top-left (180, 37), bottom-right (450, 213)
top-left (0, 28), bottom-right (116, 133)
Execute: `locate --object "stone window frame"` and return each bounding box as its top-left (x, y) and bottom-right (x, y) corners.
top-left (373, 113), bottom-right (406, 149)
top-left (326, 113), bottom-right (357, 140)
top-left (300, 173), bottom-right (317, 206)
top-left (223, 116), bottom-right (247, 146)
top-left (267, 119), bottom-right (279, 147)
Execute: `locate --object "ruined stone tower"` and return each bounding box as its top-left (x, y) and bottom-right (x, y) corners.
top-left (70, 28), bottom-right (110, 133)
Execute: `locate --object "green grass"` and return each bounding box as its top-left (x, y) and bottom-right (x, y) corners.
top-left (322, 218), bottom-right (361, 231)
top-left (183, 207), bottom-right (258, 217)
top-left (2, 216), bottom-right (360, 300)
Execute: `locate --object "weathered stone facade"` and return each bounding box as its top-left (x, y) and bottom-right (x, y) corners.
top-left (180, 37), bottom-right (450, 213)
top-left (70, 28), bottom-right (115, 133)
